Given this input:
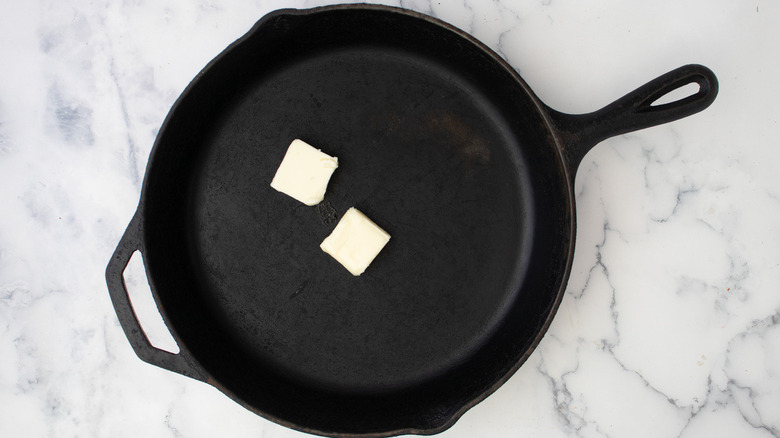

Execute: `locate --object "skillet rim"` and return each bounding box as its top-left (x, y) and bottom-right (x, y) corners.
top-left (135, 4), bottom-right (577, 437)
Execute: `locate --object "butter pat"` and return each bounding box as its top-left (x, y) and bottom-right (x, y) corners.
top-left (321, 208), bottom-right (391, 276)
top-left (270, 139), bottom-right (338, 206)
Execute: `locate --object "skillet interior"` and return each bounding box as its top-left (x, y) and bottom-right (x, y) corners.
top-left (140, 7), bottom-right (572, 434)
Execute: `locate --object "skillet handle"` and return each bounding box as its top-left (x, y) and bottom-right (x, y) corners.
top-left (547, 64), bottom-right (718, 173)
top-left (105, 213), bottom-right (207, 382)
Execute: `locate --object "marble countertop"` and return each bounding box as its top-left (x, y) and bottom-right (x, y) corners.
top-left (2, 1), bottom-right (779, 437)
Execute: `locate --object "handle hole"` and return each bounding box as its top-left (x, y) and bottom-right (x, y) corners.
top-left (651, 82), bottom-right (700, 106)
top-left (123, 251), bottom-right (180, 354)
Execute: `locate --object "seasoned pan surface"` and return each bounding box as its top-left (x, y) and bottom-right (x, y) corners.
top-left (107, 4), bottom-right (717, 437)
top-left (191, 45), bottom-right (538, 391)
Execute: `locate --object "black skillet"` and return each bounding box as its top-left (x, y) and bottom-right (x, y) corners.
top-left (106, 4), bottom-right (717, 437)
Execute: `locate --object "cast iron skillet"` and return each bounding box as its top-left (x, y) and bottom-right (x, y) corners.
top-left (106, 4), bottom-right (717, 437)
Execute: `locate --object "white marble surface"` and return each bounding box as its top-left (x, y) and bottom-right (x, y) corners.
top-left (2, 0), bottom-right (779, 437)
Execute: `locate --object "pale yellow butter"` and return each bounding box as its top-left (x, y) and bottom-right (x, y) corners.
top-left (270, 139), bottom-right (338, 206)
top-left (320, 207), bottom-right (390, 276)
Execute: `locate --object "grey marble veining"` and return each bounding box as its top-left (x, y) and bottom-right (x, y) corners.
top-left (2, 0), bottom-right (780, 437)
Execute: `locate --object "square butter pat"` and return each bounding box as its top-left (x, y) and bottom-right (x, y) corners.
top-left (321, 207), bottom-right (390, 276)
top-left (270, 139), bottom-right (338, 206)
